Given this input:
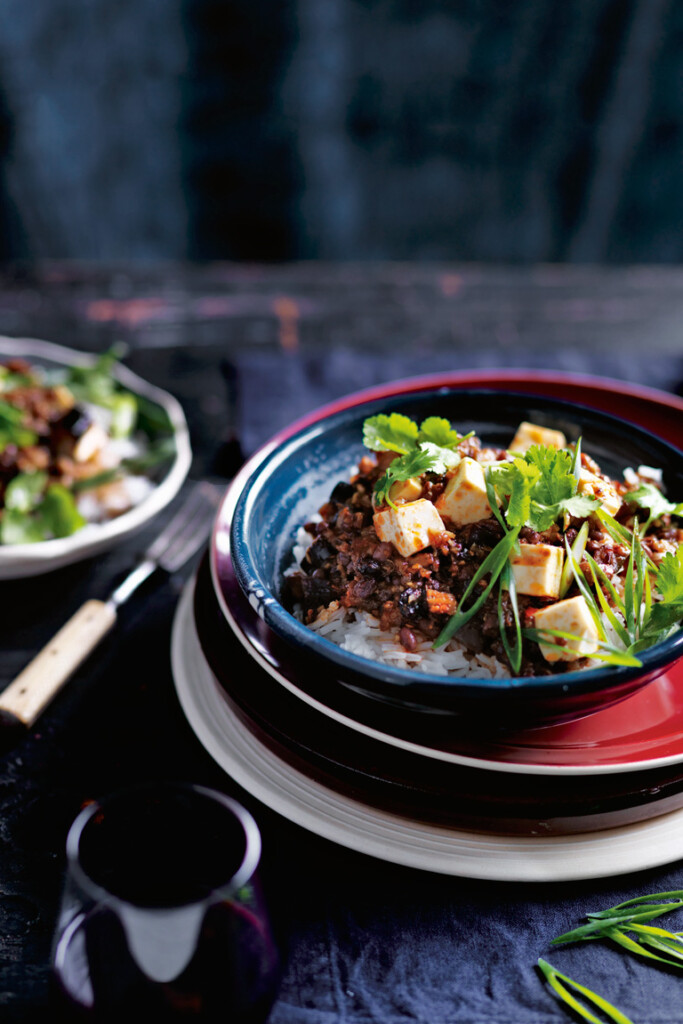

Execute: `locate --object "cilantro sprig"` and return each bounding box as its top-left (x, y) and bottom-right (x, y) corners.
top-left (363, 412), bottom-right (472, 508)
top-left (487, 443), bottom-right (599, 531)
top-left (624, 480), bottom-right (683, 530)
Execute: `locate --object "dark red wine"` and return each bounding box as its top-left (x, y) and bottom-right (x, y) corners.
top-left (52, 900), bottom-right (280, 1022)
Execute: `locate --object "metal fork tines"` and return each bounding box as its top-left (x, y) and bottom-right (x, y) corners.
top-left (108, 481), bottom-right (221, 609)
top-left (147, 481), bottom-right (220, 572)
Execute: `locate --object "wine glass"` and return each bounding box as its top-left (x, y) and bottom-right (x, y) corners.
top-left (51, 782), bottom-right (281, 1022)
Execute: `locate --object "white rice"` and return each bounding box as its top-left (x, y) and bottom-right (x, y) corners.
top-left (307, 600), bottom-right (511, 679)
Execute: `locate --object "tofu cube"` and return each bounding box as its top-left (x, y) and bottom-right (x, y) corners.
top-left (533, 596), bottom-right (600, 662)
top-left (510, 543), bottom-right (564, 598)
top-left (388, 476), bottom-right (422, 505)
top-left (373, 499), bottom-right (445, 557)
top-left (435, 457), bottom-right (493, 526)
top-left (578, 468), bottom-right (621, 517)
top-left (509, 421), bottom-right (567, 454)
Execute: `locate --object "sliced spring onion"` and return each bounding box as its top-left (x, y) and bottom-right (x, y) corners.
top-left (585, 555), bottom-right (631, 649)
top-left (569, 436), bottom-right (582, 482)
top-left (523, 627), bottom-right (642, 667)
top-left (485, 466), bottom-right (508, 533)
top-left (498, 562), bottom-right (522, 675)
top-left (559, 520), bottom-right (589, 597)
top-left (563, 536), bottom-right (607, 641)
top-left (433, 527), bottom-right (521, 649)
top-left (536, 959), bottom-right (634, 1024)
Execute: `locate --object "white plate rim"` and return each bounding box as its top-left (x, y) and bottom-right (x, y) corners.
top-left (0, 335), bottom-right (192, 576)
top-left (172, 578), bottom-right (683, 882)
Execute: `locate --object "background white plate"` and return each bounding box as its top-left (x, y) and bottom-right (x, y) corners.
top-left (172, 578), bottom-right (683, 882)
top-left (0, 336), bottom-right (192, 578)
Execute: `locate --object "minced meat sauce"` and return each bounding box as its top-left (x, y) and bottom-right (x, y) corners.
top-left (283, 443), bottom-right (683, 677)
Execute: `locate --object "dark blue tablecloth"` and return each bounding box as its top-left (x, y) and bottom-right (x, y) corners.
top-left (3, 341), bottom-right (683, 1023)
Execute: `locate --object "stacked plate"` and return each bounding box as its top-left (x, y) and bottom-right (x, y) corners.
top-left (171, 372), bottom-right (683, 882)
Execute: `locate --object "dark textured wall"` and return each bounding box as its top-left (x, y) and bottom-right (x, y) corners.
top-left (0, 0), bottom-right (681, 262)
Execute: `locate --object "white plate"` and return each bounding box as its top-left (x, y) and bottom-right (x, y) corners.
top-left (0, 336), bottom-right (192, 578)
top-left (172, 577), bottom-right (683, 881)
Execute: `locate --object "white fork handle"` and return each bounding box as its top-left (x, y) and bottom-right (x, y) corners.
top-left (0, 600), bottom-right (116, 727)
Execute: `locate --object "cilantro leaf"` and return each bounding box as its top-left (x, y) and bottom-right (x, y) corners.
top-left (524, 446), bottom-right (575, 506)
top-left (363, 413), bottom-right (419, 454)
top-left (417, 416), bottom-right (468, 450)
top-left (556, 494), bottom-right (601, 520)
top-left (640, 602), bottom-right (683, 641)
top-left (625, 482), bottom-right (683, 527)
top-left (374, 443), bottom-right (459, 507)
top-left (656, 546), bottom-right (683, 604)
top-left (527, 499), bottom-right (558, 532)
top-left (488, 459), bottom-right (540, 528)
top-left (416, 442), bottom-right (460, 475)
top-left (632, 547), bottom-right (683, 644)
top-left (488, 445), bottom-right (599, 531)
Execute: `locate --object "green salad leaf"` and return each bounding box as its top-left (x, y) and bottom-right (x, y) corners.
top-left (0, 478), bottom-right (86, 545)
top-left (0, 365), bottom-right (35, 392)
top-left (71, 437), bottom-right (177, 493)
top-left (39, 484), bottom-right (87, 538)
top-left (0, 399), bottom-right (38, 453)
top-left (4, 471), bottom-right (48, 513)
top-left (62, 345), bottom-right (138, 439)
top-left (1, 509), bottom-right (48, 544)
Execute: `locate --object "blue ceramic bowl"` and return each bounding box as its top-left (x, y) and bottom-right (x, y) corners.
top-left (225, 388), bottom-right (683, 722)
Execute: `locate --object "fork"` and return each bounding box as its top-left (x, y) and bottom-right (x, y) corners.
top-left (0, 481), bottom-right (220, 747)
